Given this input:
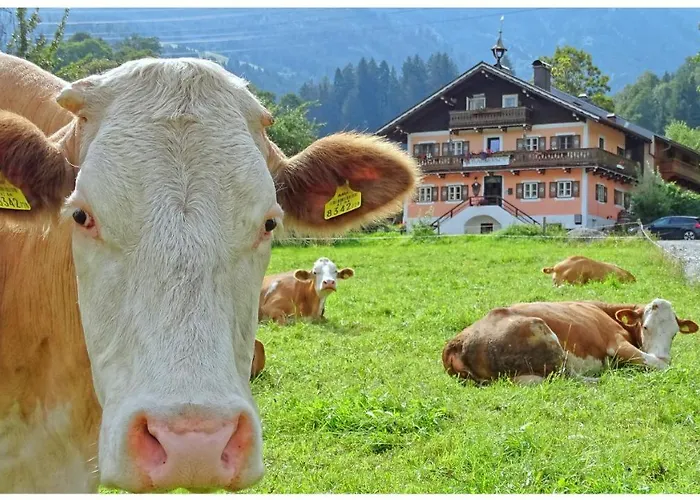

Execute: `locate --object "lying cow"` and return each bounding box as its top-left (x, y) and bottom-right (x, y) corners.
top-left (258, 257), bottom-right (354, 324)
top-left (442, 299), bottom-right (698, 385)
top-left (542, 255), bottom-right (636, 286)
top-left (0, 55), bottom-right (419, 493)
top-left (250, 340), bottom-right (266, 379)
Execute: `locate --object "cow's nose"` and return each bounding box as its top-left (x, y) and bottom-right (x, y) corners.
top-left (323, 279), bottom-right (336, 287)
top-left (128, 412), bottom-right (255, 491)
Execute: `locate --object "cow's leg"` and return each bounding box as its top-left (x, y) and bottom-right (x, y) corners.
top-left (611, 338), bottom-right (669, 370)
top-left (513, 374), bottom-right (545, 385)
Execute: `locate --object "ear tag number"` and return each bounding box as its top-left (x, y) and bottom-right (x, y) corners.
top-left (324, 181), bottom-right (361, 220)
top-left (0, 173), bottom-right (31, 211)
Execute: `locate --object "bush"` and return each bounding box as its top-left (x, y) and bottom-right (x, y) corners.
top-left (494, 223), bottom-right (567, 239)
top-left (631, 170), bottom-right (700, 223)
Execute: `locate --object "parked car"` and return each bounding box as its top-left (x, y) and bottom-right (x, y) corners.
top-left (645, 216), bottom-right (700, 241)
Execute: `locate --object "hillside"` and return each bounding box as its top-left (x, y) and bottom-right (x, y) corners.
top-left (32, 7), bottom-right (700, 97)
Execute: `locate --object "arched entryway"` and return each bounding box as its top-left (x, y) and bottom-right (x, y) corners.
top-left (464, 215), bottom-right (502, 234)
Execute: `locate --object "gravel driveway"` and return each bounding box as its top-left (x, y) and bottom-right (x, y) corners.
top-left (657, 241), bottom-right (700, 283)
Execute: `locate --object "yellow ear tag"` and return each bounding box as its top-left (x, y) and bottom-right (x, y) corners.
top-left (0, 173), bottom-right (31, 211)
top-left (324, 181), bottom-right (361, 220)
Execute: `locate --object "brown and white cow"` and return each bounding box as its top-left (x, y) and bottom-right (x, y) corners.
top-left (542, 255), bottom-right (636, 286)
top-left (442, 299), bottom-right (698, 385)
top-left (0, 56), bottom-right (420, 493)
top-left (258, 257), bottom-right (354, 324)
top-left (250, 340), bottom-right (266, 379)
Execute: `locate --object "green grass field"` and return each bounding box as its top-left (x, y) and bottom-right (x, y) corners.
top-left (245, 235), bottom-right (700, 494)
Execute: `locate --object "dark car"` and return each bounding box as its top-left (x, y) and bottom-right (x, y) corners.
top-left (646, 216), bottom-right (700, 241)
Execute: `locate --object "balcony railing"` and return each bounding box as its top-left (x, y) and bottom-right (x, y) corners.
top-left (449, 106), bottom-right (532, 129)
top-left (414, 148), bottom-right (639, 176)
top-left (658, 158), bottom-right (700, 189)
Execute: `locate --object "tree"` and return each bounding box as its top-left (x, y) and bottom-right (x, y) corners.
top-left (541, 45), bottom-right (614, 112)
top-left (5, 7), bottom-right (69, 72)
top-left (665, 120), bottom-right (700, 151)
top-left (250, 86), bottom-right (321, 157)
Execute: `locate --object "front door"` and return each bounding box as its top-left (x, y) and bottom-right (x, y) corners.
top-left (483, 175), bottom-right (502, 205)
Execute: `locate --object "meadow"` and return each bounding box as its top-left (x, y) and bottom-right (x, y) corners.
top-left (246, 234), bottom-right (700, 494)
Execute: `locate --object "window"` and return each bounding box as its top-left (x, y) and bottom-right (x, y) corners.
top-left (617, 146), bottom-right (625, 157)
top-left (559, 135), bottom-right (575, 149)
top-left (480, 223), bottom-right (494, 234)
top-left (418, 186), bottom-right (434, 203)
top-left (599, 137), bottom-right (606, 150)
top-left (614, 189), bottom-right (624, 206)
top-left (550, 135), bottom-right (580, 150)
top-left (445, 141), bottom-right (464, 156)
top-left (467, 94), bottom-right (486, 110)
top-left (595, 183), bottom-right (608, 203)
top-left (486, 137), bottom-right (501, 152)
top-left (502, 94), bottom-right (518, 108)
top-left (523, 182), bottom-right (539, 200)
top-left (413, 143), bottom-right (438, 156)
top-left (557, 180), bottom-right (573, 198)
top-left (446, 185), bottom-right (463, 202)
top-left (526, 137), bottom-right (540, 151)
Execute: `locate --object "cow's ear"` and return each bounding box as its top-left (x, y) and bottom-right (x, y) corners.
top-left (0, 111), bottom-right (75, 212)
top-left (272, 132), bottom-right (421, 235)
top-left (338, 268), bottom-right (355, 280)
top-left (615, 308), bottom-right (641, 326)
top-left (677, 318), bottom-right (699, 334)
top-left (293, 270), bottom-right (312, 282)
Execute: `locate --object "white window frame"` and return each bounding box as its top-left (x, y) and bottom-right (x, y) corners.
top-left (525, 137), bottom-right (540, 151)
top-left (523, 182), bottom-right (539, 200)
top-left (557, 180), bottom-right (573, 198)
top-left (449, 141), bottom-right (464, 156)
top-left (485, 135), bottom-right (503, 152)
top-left (446, 184), bottom-right (463, 202)
top-left (614, 189), bottom-right (626, 208)
top-left (418, 186), bottom-right (434, 203)
top-left (502, 94), bottom-right (518, 108)
top-left (467, 94), bottom-right (486, 110)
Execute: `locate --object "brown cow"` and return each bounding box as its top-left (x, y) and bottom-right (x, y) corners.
top-left (250, 340), bottom-right (266, 379)
top-left (0, 56), bottom-right (419, 493)
top-left (442, 299), bottom-right (698, 385)
top-left (258, 257), bottom-right (354, 324)
top-left (542, 255), bottom-right (636, 286)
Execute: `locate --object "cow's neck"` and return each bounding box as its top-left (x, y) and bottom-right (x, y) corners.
top-left (0, 214), bottom-right (101, 492)
top-left (300, 280), bottom-right (326, 318)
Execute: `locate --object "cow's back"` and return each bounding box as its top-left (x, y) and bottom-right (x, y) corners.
top-left (0, 53), bottom-right (72, 136)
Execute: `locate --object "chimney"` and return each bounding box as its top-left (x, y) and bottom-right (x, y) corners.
top-left (532, 59), bottom-right (552, 92)
top-left (578, 93), bottom-right (589, 101)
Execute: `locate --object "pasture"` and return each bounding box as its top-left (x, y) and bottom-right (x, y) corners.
top-left (118, 234), bottom-right (700, 493)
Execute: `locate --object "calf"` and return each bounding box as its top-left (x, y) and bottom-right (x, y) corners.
top-left (542, 255), bottom-right (636, 286)
top-left (442, 299), bottom-right (698, 385)
top-left (0, 56), bottom-right (419, 493)
top-left (258, 257), bottom-right (354, 324)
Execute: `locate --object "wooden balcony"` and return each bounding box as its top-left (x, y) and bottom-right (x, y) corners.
top-left (449, 106), bottom-right (532, 129)
top-left (658, 158), bottom-right (700, 190)
top-left (415, 148), bottom-right (639, 177)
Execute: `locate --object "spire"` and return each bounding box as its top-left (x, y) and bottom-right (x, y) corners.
top-left (491, 15), bottom-right (508, 70)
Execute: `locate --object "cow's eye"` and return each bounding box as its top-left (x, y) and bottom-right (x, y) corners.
top-left (264, 218), bottom-right (277, 232)
top-left (72, 208), bottom-right (94, 229)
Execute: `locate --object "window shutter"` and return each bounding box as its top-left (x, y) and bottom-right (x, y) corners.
top-left (624, 192), bottom-right (631, 209)
top-left (573, 135), bottom-right (581, 148)
top-left (462, 184), bottom-right (468, 200)
top-left (413, 145), bottom-right (419, 155)
top-left (539, 136), bottom-right (546, 149)
top-left (549, 182), bottom-right (557, 198)
top-left (604, 186), bottom-right (608, 203)
top-left (572, 181), bottom-right (580, 198)
top-left (516, 138), bottom-right (525, 150)
top-left (550, 136), bottom-right (558, 150)
top-left (465, 97), bottom-right (470, 110)
top-left (464, 141), bottom-right (470, 154)
top-left (431, 186), bottom-right (437, 202)
top-left (538, 182), bottom-right (546, 198)
top-left (595, 185), bottom-right (600, 201)
top-left (442, 143), bottom-right (449, 155)
top-left (515, 183), bottom-right (523, 199)
top-left (441, 186), bottom-right (448, 201)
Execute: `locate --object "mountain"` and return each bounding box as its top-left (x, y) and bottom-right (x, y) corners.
top-left (30, 7), bottom-right (700, 96)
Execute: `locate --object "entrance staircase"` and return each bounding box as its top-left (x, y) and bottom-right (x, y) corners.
top-left (430, 196), bottom-right (540, 234)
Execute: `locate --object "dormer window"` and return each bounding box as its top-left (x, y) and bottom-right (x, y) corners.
top-left (502, 94), bottom-right (518, 108)
top-left (467, 94), bottom-right (486, 110)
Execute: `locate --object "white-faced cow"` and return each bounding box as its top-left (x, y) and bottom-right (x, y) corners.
top-left (442, 299), bottom-right (698, 385)
top-left (258, 257), bottom-right (354, 325)
top-left (0, 55), bottom-right (420, 493)
top-left (542, 255), bottom-right (636, 286)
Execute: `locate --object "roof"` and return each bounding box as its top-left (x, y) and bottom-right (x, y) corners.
top-left (375, 61), bottom-right (659, 144)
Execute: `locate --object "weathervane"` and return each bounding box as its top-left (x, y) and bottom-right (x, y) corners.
top-left (492, 15), bottom-right (507, 69)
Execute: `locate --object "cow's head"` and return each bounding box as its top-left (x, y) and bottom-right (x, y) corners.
top-left (615, 298), bottom-right (698, 363)
top-left (0, 57), bottom-right (419, 492)
top-left (294, 257), bottom-right (354, 296)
